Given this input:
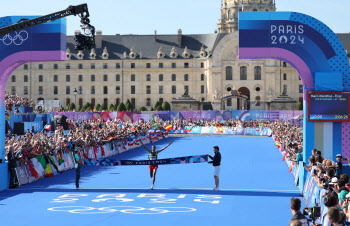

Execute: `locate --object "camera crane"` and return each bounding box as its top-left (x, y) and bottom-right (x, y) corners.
top-left (0, 4), bottom-right (95, 50)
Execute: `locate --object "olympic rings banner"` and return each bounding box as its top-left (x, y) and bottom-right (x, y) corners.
top-left (84, 155), bottom-right (208, 166)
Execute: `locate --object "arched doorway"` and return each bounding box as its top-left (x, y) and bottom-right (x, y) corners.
top-left (238, 87), bottom-right (250, 110)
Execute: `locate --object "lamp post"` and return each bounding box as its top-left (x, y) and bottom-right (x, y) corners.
top-left (73, 88), bottom-right (78, 110)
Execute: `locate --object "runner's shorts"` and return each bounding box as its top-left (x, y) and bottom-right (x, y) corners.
top-left (214, 166), bottom-right (221, 176)
top-left (149, 165), bottom-right (158, 171)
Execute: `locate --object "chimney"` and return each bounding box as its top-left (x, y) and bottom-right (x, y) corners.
top-left (178, 29), bottom-right (182, 47)
top-left (95, 30), bottom-right (102, 49)
top-left (155, 30), bottom-right (157, 41)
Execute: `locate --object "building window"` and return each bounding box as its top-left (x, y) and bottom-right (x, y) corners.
top-left (91, 86), bottom-right (95, 94)
top-left (299, 76), bottom-right (301, 80)
top-left (299, 97), bottom-right (303, 103)
top-left (131, 74), bottom-right (135, 81)
top-left (11, 75), bottom-right (16, 82)
top-left (283, 73), bottom-right (287, 80)
top-left (39, 86), bottom-right (43, 95)
top-left (299, 85), bottom-right (303, 93)
top-left (146, 74), bottom-right (151, 81)
top-left (103, 86), bottom-right (108, 94)
top-left (131, 98), bottom-right (135, 109)
top-left (201, 98), bottom-right (205, 102)
top-left (91, 74), bottom-right (95, 82)
top-left (104, 98), bottom-right (108, 106)
top-left (172, 85), bottom-right (176, 94)
top-left (66, 63), bottom-right (70, 69)
top-left (240, 66), bottom-right (247, 80)
top-left (78, 86), bottom-right (83, 95)
top-left (184, 85), bottom-right (189, 94)
top-left (201, 85), bottom-right (205, 94)
top-left (91, 63), bottom-right (95, 69)
top-left (255, 96), bottom-right (261, 106)
top-left (227, 98), bottom-right (232, 106)
top-left (24, 86), bottom-right (28, 95)
top-left (184, 74), bottom-right (189, 81)
top-left (201, 74), bottom-right (205, 81)
top-left (78, 64), bottom-right (83, 69)
top-left (54, 86), bottom-right (58, 95)
top-left (115, 98), bottom-right (120, 106)
top-left (201, 62), bottom-right (204, 68)
top-left (131, 63), bottom-right (135, 68)
top-left (146, 98), bottom-right (151, 107)
top-left (184, 63), bottom-right (189, 68)
top-left (24, 75), bottom-right (28, 82)
top-left (116, 86), bottom-right (120, 94)
top-left (146, 86), bottom-right (151, 94)
top-left (54, 75), bottom-right (58, 82)
top-left (159, 86), bottom-right (163, 94)
top-left (146, 63), bottom-right (151, 68)
top-left (283, 62), bottom-right (287, 67)
top-left (79, 98), bottom-right (83, 107)
top-left (79, 75), bottom-right (83, 82)
top-left (116, 63), bottom-right (120, 69)
top-left (159, 63), bottom-right (163, 68)
top-left (254, 66), bottom-right (261, 80)
top-left (103, 74), bottom-right (108, 81)
top-left (66, 98), bottom-right (70, 106)
top-left (66, 75), bottom-right (70, 82)
top-left (283, 85), bottom-right (287, 94)
top-left (226, 66), bottom-right (232, 80)
top-left (103, 63), bottom-right (108, 69)
top-left (159, 74), bottom-right (163, 81)
top-left (24, 64), bottom-right (28, 70)
top-left (172, 63), bottom-right (176, 68)
top-left (159, 98), bottom-right (163, 105)
top-left (172, 74), bottom-right (176, 81)
top-left (116, 74), bottom-right (120, 81)
top-left (54, 64), bottom-right (58, 69)
top-left (91, 98), bottom-right (96, 106)
top-left (66, 86), bottom-right (70, 95)
top-left (39, 64), bottom-right (43, 69)
top-left (11, 86), bottom-right (16, 95)
top-left (131, 86), bottom-right (135, 94)
top-left (39, 75), bottom-right (43, 82)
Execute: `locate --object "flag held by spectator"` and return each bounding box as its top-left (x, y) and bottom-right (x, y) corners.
top-left (44, 124), bottom-right (52, 130)
top-left (165, 125), bottom-right (173, 131)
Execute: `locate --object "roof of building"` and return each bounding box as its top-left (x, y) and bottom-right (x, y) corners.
top-left (66, 32), bottom-right (350, 60)
top-left (66, 33), bottom-right (228, 60)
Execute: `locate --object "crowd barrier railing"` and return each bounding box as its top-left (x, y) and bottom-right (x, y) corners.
top-left (168, 126), bottom-right (272, 136)
top-left (12, 131), bottom-right (168, 187)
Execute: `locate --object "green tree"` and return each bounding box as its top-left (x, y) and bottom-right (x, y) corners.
top-left (100, 104), bottom-right (107, 111)
top-left (162, 101), bottom-right (171, 111)
top-left (85, 107), bottom-right (92, 112)
top-left (77, 105), bottom-right (82, 112)
top-left (95, 103), bottom-right (101, 111)
top-left (155, 105), bottom-right (163, 111)
top-left (117, 102), bottom-right (126, 111)
top-left (296, 102), bottom-right (303, 110)
top-left (150, 107), bottom-right (154, 111)
top-left (138, 106), bottom-right (147, 111)
top-left (66, 103), bottom-right (71, 111)
top-left (108, 104), bottom-right (115, 112)
top-left (125, 99), bottom-right (132, 111)
top-left (154, 101), bottom-right (160, 110)
top-left (70, 103), bottom-right (76, 111)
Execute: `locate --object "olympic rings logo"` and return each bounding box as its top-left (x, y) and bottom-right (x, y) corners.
top-left (48, 206), bottom-right (197, 214)
top-left (0, 30), bottom-right (29, 46)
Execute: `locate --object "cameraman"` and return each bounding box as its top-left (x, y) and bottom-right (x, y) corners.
top-left (290, 198), bottom-right (309, 226)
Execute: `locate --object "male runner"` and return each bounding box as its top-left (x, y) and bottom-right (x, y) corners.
top-left (139, 137), bottom-right (172, 189)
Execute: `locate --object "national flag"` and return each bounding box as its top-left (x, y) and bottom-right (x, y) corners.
top-left (44, 124), bottom-right (52, 130)
top-left (5, 113), bottom-right (10, 119)
top-left (165, 125), bottom-right (173, 132)
top-left (137, 118), bottom-right (144, 124)
top-left (93, 107), bottom-right (96, 112)
top-left (108, 136), bottom-right (114, 141)
top-left (120, 124), bottom-right (125, 130)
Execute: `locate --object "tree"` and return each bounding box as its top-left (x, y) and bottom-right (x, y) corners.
top-left (100, 104), bottom-right (107, 111)
top-left (66, 103), bottom-right (71, 111)
top-left (117, 102), bottom-right (126, 111)
top-left (108, 104), bottom-right (115, 112)
top-left (155, 105), bottom-right (163, 111)
top-left (297, 102), bottom-right (303, 110)
top-left (70, 103), bottom-right (76, 111)
top-left (95, 103), bottom-right (101, 111)
top-left (162, 101), bottom-right (171, 111)
top-left (125, 99), bottom-right (132, 111)
top-left (85, 107), bottom-right (91, 112)
top-left (138, 106), bottom-right (147, 111)
top-left (77, 105), bottom-right (82, 112)
top-left (154, 101), bottom-right (160, 110)
top-left (150, 107), bottom-right (154, 111)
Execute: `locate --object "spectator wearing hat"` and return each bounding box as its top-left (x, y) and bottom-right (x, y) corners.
top-left (207, 146), bottom-right (221, 191)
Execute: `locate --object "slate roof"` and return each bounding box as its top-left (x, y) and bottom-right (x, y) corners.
top-left (66, 33), bottom-right (228, 60)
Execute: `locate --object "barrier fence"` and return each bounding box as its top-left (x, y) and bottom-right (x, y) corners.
top-left (12, 130), bottom-right (168, 187)
top-left (168, 126), bottom-right (272, 136)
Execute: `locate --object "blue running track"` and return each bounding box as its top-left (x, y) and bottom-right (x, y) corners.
top-left (0, 136), bottom-right (304, 226)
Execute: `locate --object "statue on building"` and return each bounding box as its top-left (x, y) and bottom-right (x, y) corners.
top-left (212, 88), bottom-right (221, 100)
top-left (183, 89), bottom-right (189, 96)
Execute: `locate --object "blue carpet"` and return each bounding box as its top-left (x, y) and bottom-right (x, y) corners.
top-left (0, 136), bottom-right (304, 226)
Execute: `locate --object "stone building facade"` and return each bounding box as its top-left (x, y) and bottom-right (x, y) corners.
top-left (6, 0), bottom-right (350, 111)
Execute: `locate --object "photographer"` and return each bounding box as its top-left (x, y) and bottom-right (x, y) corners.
top-left (290, 198), bottom-right (309, 226)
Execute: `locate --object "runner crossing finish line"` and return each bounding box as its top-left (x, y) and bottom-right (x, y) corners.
top-left (84, 155), bottom-right (208, 166)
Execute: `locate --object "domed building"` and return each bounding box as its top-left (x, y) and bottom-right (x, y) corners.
top-left (6, 0), bottom-right (350, 111)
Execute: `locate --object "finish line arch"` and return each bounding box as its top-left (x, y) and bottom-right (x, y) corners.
top-left (0, 16), bottom-right (66, 190)
top-left (239, 12), bottom-right (350, 189)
